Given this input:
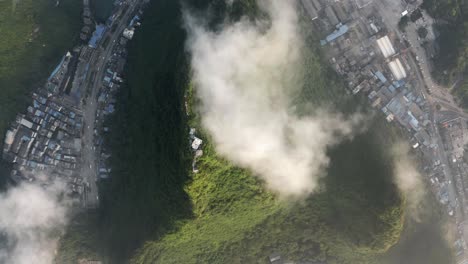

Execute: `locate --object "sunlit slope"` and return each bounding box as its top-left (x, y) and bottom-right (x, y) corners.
top-left (91, 0), bottom-right (405, 263)
top-left (0, 0), bottom-right (80, 146)
top-left (127, 2), bottom-right (403, 264)
top-left (131, 83), bottom-right (403, 264)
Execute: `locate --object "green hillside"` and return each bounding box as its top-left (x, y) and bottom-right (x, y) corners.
top-left (421, 0), bottom-right (468, 106)
top-left (87, 0), bottom-right (406, 263)
top-left (53, 0), bottom-right (458, 263)
top-left (0, 0), bottom-right (81, 185)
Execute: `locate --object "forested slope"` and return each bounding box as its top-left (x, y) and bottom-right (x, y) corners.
top-left (93, 0), bottom-right (406, 263)
top-left (421, 0), bottom-right (468, 106)
top-left (0, 0), bottom-right (81, 140)
top-left (0, 0), bottom-right (81, 185)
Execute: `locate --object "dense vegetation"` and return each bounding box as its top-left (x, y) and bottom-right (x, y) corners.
top-left (131, 90), bottom-right (404, 263)
top-left (56, 212), bottom-right (102, 264)
top-left (421, 0), bottom-right (468, 105)
top-left (92, 0), bottom-right (116, 23)
top-left (75, 0), bottom-right (408, 263)
top-left (97, 0), bottom-right (192, 261)
top-left (0, 0), bottom-right (81, 186)
top-left (58, 0), bottom-right (450, 263)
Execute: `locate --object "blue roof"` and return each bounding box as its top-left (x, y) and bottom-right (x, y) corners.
top-left (325, 24), bottom-right (349, 43)
top-left (408, 111), bottom-right (419, 130)
top-left (48, 54), bottom-right (67, 81)
top-left (386, 98), bottom-right (404, 116)
top-left (89, 24), bottom-right (107, 48)
top-left (393, 80), bottom-right (405, 88)
top-left (129, 15), bottom-right (140, 28)
top-left (375, 71), bottom-right (387, 83)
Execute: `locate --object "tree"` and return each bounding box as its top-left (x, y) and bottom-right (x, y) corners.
top-left (398, 16), bottom-right (409, 32)
top-left (417, 27), bottom-right (428, 39)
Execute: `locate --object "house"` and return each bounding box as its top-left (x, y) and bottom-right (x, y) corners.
top-left (192, 137), bottom-right (203, 150)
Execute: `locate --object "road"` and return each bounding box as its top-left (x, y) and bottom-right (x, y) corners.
top-left (301, 0), bottom-right (468, 261)
top-left (375, 0), bottom-right (467, 211)
top-left (80, 0), bottom-right (143, 208)
top-left (376, 3), bottom-right (468, 258)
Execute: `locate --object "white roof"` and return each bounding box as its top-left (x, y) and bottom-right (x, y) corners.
top-left (388, 58), bottom-right (407, 80)
top-left (123, 28), bottom-right (134, 40)
top-left (20, 118), bottom-right (33, 129)
top-left (376, 36), bottom-right (396, 58)
top-left (5, 130), bottom-right (15, 145)
top-left (191, 137), bottom-right (203, 150)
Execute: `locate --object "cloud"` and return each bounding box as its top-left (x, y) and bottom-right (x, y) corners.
top-left (0, 179), bottom-right (70, 264)
top-left (391, 143), bottom-right (425, 220)
top-left (183, 0), bottom-right (363, 197)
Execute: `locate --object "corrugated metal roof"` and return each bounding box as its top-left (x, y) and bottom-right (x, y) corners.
top-left (375, 71), bottom-right (387, 83)
top-left (376, 36), bottom-right (395, 58)
top-left (388, 58), bottom-right (407, 80)
top-left (325, 24), bottom-right (349, 43)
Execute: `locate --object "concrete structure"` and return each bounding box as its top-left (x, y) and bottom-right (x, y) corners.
top-left (321, 23), bottom-right (349, 45)
top-left (300, 0), bottom-right (319, 20)
top-left (123, 28), bottom-right (135, 40)
top-left (89, 25), bottom-right (107, 48)
top-left (388, 58), bottom-right (407, 80)
top-left (376, 36), bottom-right (395, 58)
top-left (192, 137), bottom-right (203, 150)
top-left (354, 0), bottom-right (373, 8)
top-left (325, 6), bottom-right (340, 26)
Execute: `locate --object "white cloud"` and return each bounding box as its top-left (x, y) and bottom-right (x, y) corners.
top-left (391, 143), bottom-right (425, 220)
top-left (184, 0), bottom-right (363, 197)
top-left (0, 180), bottom-right (70, 264)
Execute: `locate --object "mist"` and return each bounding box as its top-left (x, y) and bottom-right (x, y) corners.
top-left (183, 0), bottom-right (363, 197)
top-left (0, 179), bottom-right (70, 264)
top-left (391, 143), bottom-right (425, 220)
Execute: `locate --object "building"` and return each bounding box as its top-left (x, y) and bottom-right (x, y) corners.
top-left (300, 0), bottom-right (319, 20)
top-left (325, 5), bottom-right (340, 26)
top-left (269, 253), bottom-right (281, 264)
top-left (376, 35), bottom-right (396, 58)
top-left (89, 25), bottom-right (107, 48)
top-left (388, 58), bottom-right (407, 80)
top-left (123, 28), bottom-right (135, 40)
top-left (192, 137), bottom-right (203, 150)
top-left (3, 130), bottom-right (17, 152)
top-left (354, 0), bottom-right (373, 8)
top-left (375, 71), bottom-right (388, 84)
top-left (321, 23), bottom-right (349, 45)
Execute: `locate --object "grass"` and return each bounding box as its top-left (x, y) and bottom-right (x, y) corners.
top-left (56, 212), bottom-right (102, 264)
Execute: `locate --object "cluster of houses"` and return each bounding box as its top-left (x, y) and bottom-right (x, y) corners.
top-left (92, 14), bottom-right (143, 180)
top-left (2, 93), bottom-right (83, 195)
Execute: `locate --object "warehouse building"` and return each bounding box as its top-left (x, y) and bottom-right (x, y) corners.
top-left (388, 58), bottom-right (407, 80)
top-left (376, 35), bottom-right (395, 58)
